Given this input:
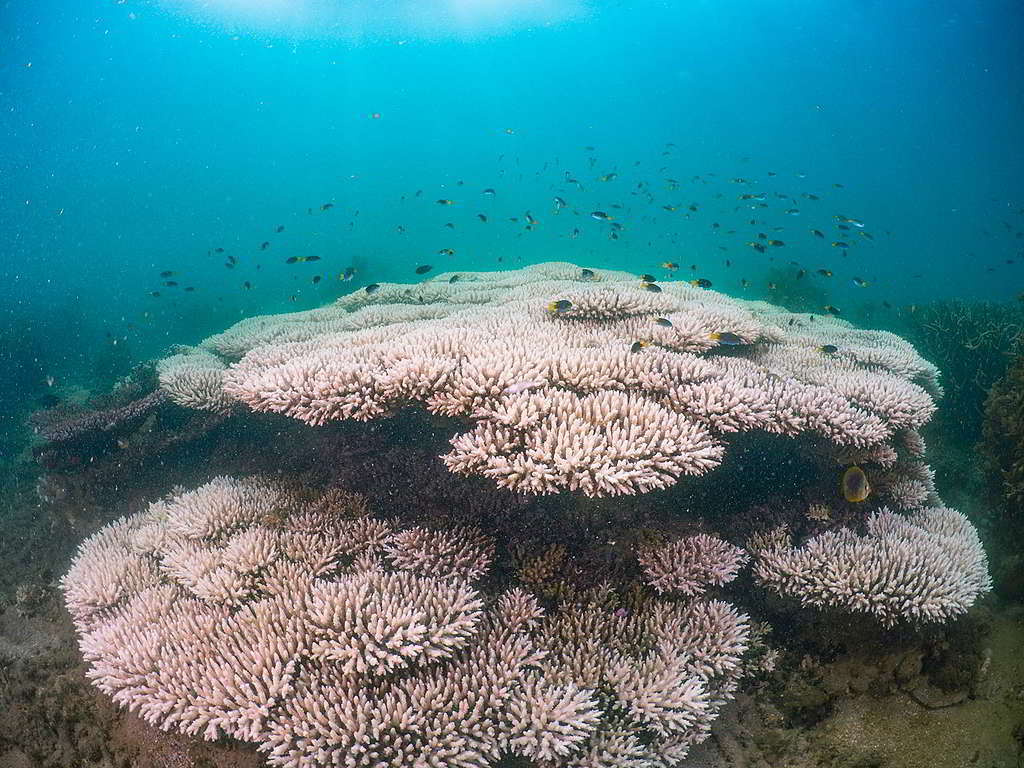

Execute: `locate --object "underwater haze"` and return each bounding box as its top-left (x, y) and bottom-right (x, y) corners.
top-left (1, 0), bottom-right (1023, 418)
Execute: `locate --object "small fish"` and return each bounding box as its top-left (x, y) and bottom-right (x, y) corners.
top-left (785, 208), bottom-right (801, 216)
top-left (214, 247), bottom-right (225, 253)
top-left (312, 275), bottom-right (321, 284)
top-left (747, 242), bottom-right (766, 253)
top-left (654, 317), bottom-right (673, 327)
top-left (823, 304), bottom-right (841, 315)
top-left (184, 286), bottom-right (195, 292)
top-left (163, 280), bottom-right (178, 286)
top-left (640, 274), bottom-right (656, 282)
top-left (688, 203), bottom-right (698, 212)
top-left (643, 282), bottom-right (662, 293)
top-left (796, 269), bottom-right (807, 279)
top-left (243, 281), bottom-right (252, 289)
top-left (261, 241), bottom-right (270, 250)
top-left (224, 262), bottom-right (234, 269)
top-left (159, 270), bottom-right (174, 277)
top-left (851, 276), bottom-right (870, 287)
top-left (660, 262), bottom-right (679, 270)
top-left (415, 265), bottom-right (433, 275)
top-left (598, 173), bottom-right (618, 182)
top-left (767, 240), bottom-right (785, 247)
top-left (275, 225), bottom-right (285, 233)
top-left (436, 199), bottom-right (455, 205)
top-left (365, 283), bottom-right (380, 294)
top-left (817, 269), bottom-right (833, 277)
top-left (841, 465), bottom-right (871, 503)
top-left (553, 196), bottom-right (567, 209)
top-left (482, 188), bottom-right (496, 196)
top-left (690, 278), bottom-right (712, 289)
top-left (590, 211), bottom-right (613, 221)
top-left (340, 267), bottom-right (356, 281)
top-left (149, 291), bottom-right (161, 297)
top-left (580, 268), bottom-right (596, 280)
top-left (810, 229), bottom-right (825, 238)
top-left (820, 344), bottom-right (838, 354)
top-left (831, 241), bottom-right (849, 249)
top-left (547, 299), bottom-right (572, 314)
top-left (477, 213), bottom-right (488, 222)
top-left (710, 332), bottom-right (746, 346)
top-left (802, 193), bottom-right (820, 200)
top-left (321, 203), bottom-right (334, 211)
top-left (630, 341), bottom-right (649, 353)
top-left (449, 275), bottom-right (460, 283)
top-left (437, 248), bottom-right (456, 256)
top-left (445, 222), bottom-right (455, 229)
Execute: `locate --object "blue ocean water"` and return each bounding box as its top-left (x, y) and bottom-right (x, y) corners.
top-left (1, 0), bottom-right (1022, 404)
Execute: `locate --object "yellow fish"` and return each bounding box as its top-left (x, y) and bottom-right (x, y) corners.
top-left (841, 465), bottom-right (871, 503)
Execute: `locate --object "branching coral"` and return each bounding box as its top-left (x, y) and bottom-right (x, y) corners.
top-left (154, 262), bottom-right (940, 498)
top-left (62, 477), bottom-right (751, 767)
top-left (750, 506), bottom-right (991, 624)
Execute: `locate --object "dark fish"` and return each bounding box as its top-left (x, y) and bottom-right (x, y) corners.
top-left (163, 280), bottom-right (178, 286)
top-left (482, 188), bottom-right (496, 196)
top-left (477, 213), bottom-right (488, 222)
top-left (160, 270), bottom-right (174, 277)
top-left (820, 344), bottom-right (838, 354)
top-left (224, 262), bottom-right (234, 269)
top-left (547, 299), bottom-right (572, 314)
top-left (365, 283), bottom-right (380, 294)
top-left (321, 203), bottom-right (334, 211)
top-left (810, 229), bottom-right (824, 238)
top-left (817, 269), bottom-right (833, 277)
top-left (340, 267), bottom-right (356, 281)
top-left (654, 317), bottom-right (673, 327)
top-left (214, 247), bottom-right (225, 253)
top-left (841, 465), bottom-right (870, 502)
top-left (823, 304), bottom-right (841, 315)
top-left (711, 332), bottom-right (745, 345)
top-left (796, 269), bottom-right (806, 279)
top-left (831, 241), bottom-right (849, 248)
top-left (580, 268), bottom-right (596, 280)
top-left (445, 222), bottom-right (455, 229)
top-left (185, 286), bottom-right (195, 292)
top-left (590, 211), bottom-right (613, 221)
top-left (261, 241), bottom-right (270, 250)
top-left (286, 257), bottom-right (298, 264)
top-left (643, 282), bottom-right (662, 293)
top-left (243, 281), bottom-right (252, 289)
top-left (449, 275), bottom-right (460, 284)
top-left (640, 274), bottom-right (656, 282)
top-left (852, 276), bottom-right (870, 287)
top-left (312, 275), bottom-right (321, 284)
top-left (630, 341), bottom-right (649, 353)
top-left (415, 265), bottom-right (433, 275)
top-left (436, 199), bottom-right (455, 205)
top-left (690, 278), bottom-right (712, 289)
top-left (149, 291), bottom-right (161, 297)
top-left (747, 242), bottom-right (766, 253)
top-left (275, 225), bottom-right (285, 233)
top-left (767, 240), bottom-right (785, 247)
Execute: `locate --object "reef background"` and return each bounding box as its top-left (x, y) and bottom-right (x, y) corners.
top-left (2, 0), bottom-right (1024, 764)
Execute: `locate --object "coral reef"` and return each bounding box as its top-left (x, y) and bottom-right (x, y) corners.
top-left (62, 476), bottom-right (750, 767)
top-left (156, 262), bottom-right (940, 498)
top-left (900, 299), bottom-right (1024, 441)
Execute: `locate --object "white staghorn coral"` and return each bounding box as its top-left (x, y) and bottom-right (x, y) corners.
top-left (154, 263), bottom-right (943, 499)
top-left (635, 534), bottom-right (748, 597)
top-left (750, 506), bottom-right (991, 624)
top-left (62, 477), bottom-right (752, 768)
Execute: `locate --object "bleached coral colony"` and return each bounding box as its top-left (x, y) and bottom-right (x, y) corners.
top-left (64, 264), bottom-right (989, 766)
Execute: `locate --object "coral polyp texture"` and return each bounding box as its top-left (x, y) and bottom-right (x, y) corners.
top-left (156, 262), bottom-right (941, 497)
top-left (750, 506), bottom-right (991, 624)
top-left (62, 477), bottom-right (750, 767)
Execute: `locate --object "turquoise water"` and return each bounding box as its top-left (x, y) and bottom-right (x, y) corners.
top-left (1, 0), bottom-right (1022, 402)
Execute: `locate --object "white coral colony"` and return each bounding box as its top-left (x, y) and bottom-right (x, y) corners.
top-left (157, 262), bottom-right (941, 497)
